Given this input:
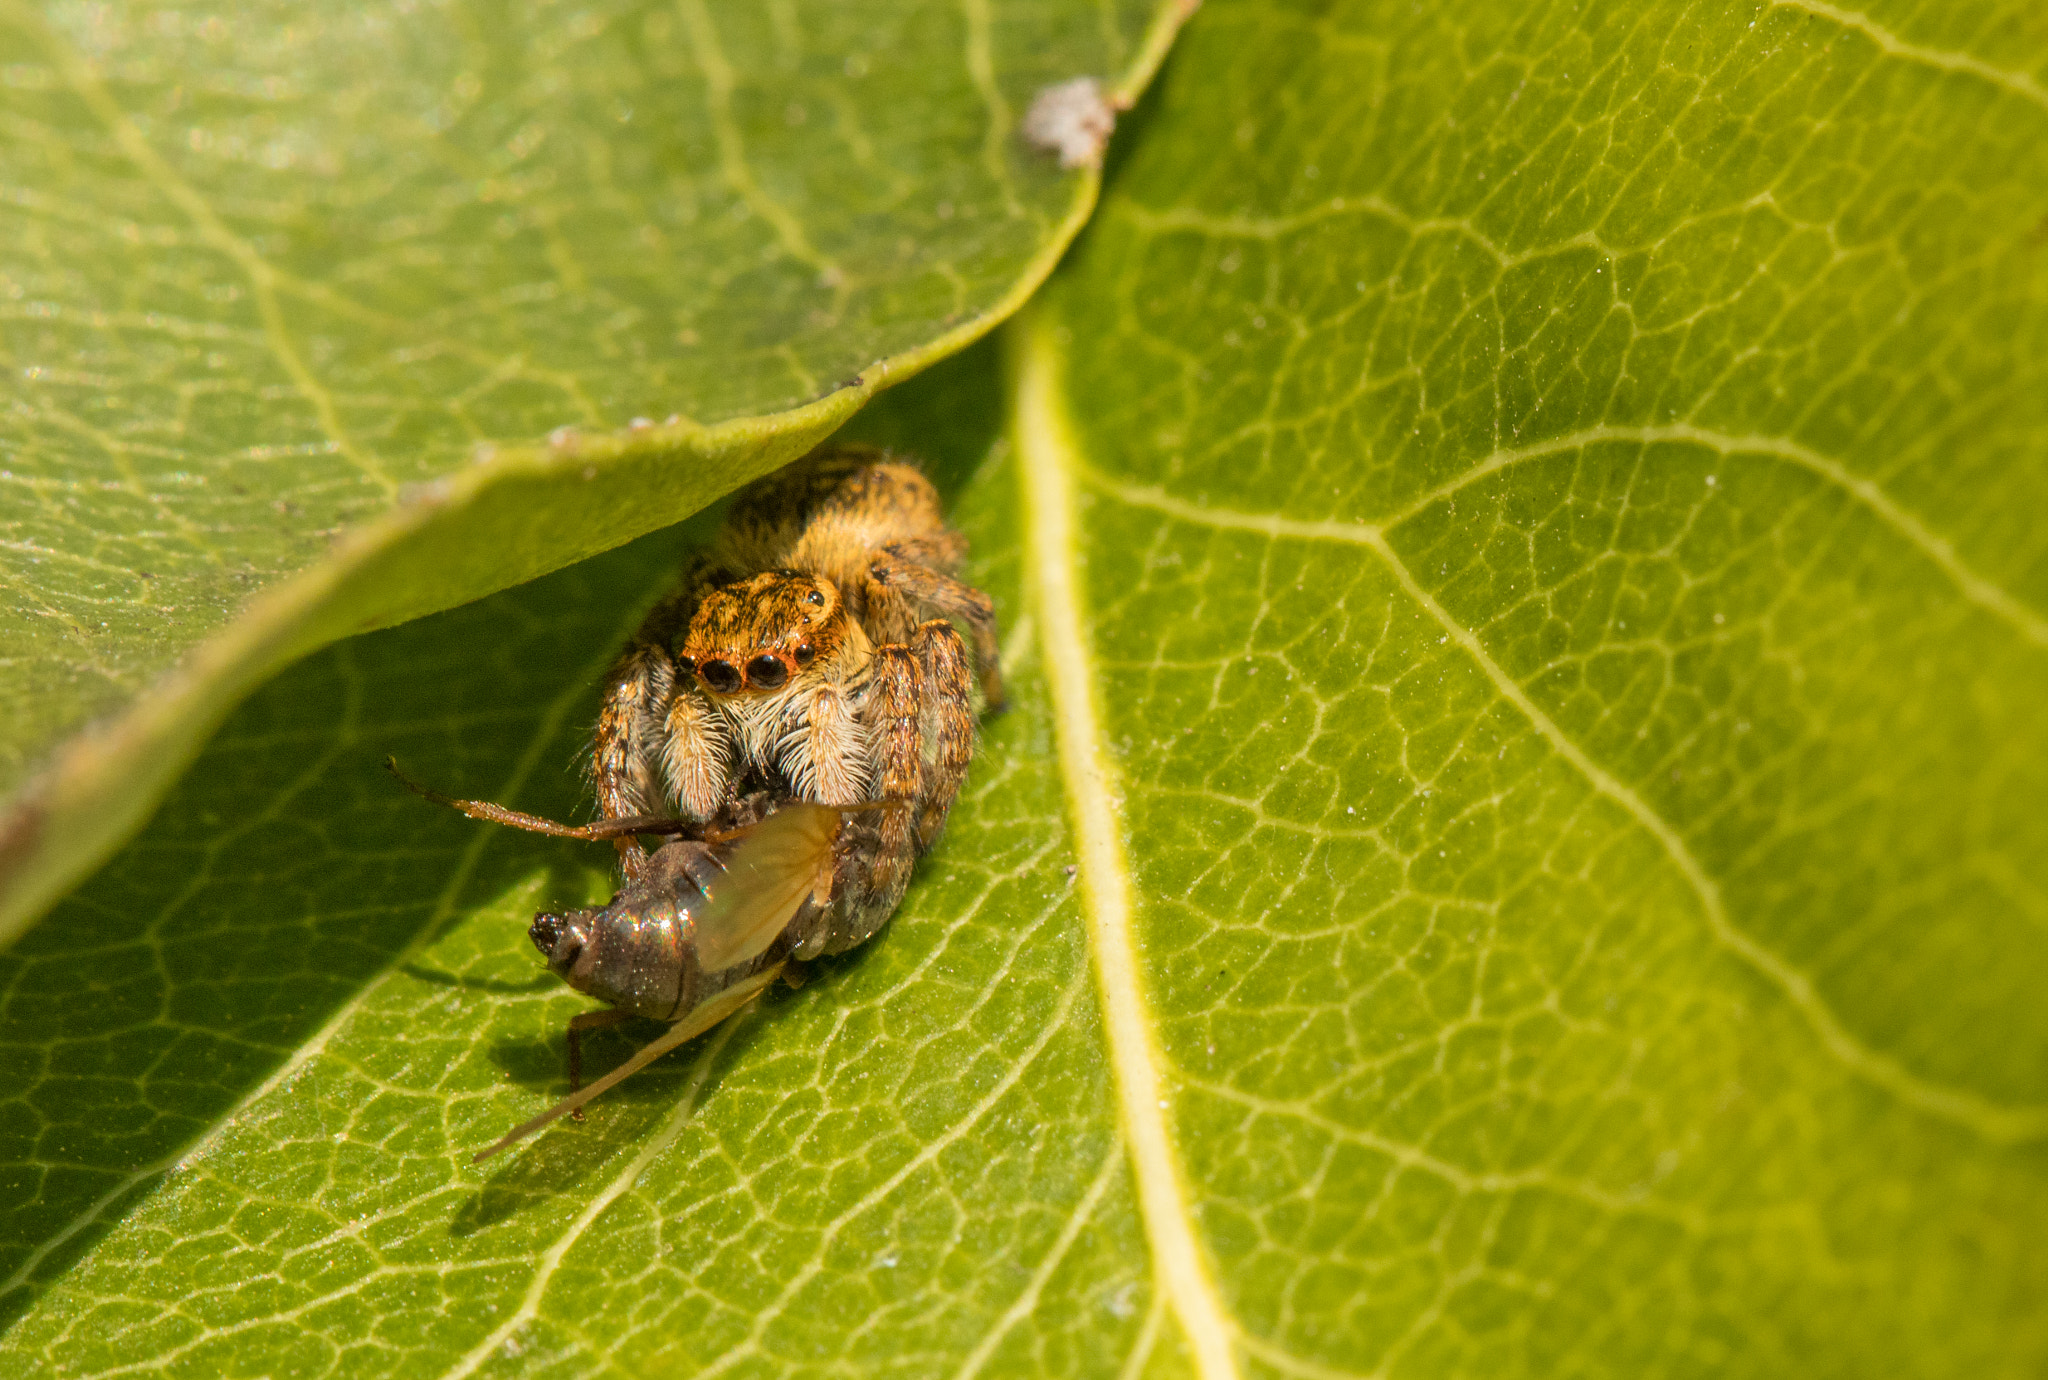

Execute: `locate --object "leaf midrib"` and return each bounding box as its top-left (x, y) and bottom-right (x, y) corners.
top-left (1014, 311), bottom-right (1245, 1380)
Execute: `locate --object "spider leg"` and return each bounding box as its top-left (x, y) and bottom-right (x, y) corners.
top-left (596, 565), bottom-right (727, 878)
top-left (594, 643), bottom-right (675, 880)
top-left (875, 532), bottom-right (968, 570)
top-left (860, 568), bottom-right (918, 648)
top-left (660, 686), bottom-right (732, 820)
top-left (910, 618), bottom-right (975, 850)
top-left (774, 681), bottom-right (868, 806)
top-left (866, 641), bottom-right (925, 906)
top-left (868, 547), bottom-right (1005, 713)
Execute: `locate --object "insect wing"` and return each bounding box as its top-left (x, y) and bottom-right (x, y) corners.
top-left (691, 803), bottom-right (841, 973)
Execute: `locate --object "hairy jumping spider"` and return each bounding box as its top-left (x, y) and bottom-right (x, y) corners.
top-left (593, 444), bottom-right (1004, 953)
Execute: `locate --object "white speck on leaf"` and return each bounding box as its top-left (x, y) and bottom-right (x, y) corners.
top-left (1022, 77), bottom-right (1116, 169)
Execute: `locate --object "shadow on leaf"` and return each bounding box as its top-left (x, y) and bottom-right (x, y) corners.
top-left (0, 524), bottom-right (702, 1324)
top-left (453, 991), bottom-right (788, 1234)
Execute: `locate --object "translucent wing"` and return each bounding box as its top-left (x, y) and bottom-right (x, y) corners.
top-left (691, 802), bottom-right (842, 973)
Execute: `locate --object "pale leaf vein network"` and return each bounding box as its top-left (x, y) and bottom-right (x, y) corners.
top-left (1087, 469), bottom-right (2048, 1146)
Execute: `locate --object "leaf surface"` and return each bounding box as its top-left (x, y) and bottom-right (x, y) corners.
top-left (1, 347), bottom-right (1169, 1375)
top-left (0, 0), bottom-right (1176, 942)
top-left (1017, 0), bottom-right (2048, 1372)
top-left (6, 0), bottom-right (2048, 1375)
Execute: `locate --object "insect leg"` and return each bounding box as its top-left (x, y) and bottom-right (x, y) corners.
top-left (868, 548), bottom-right (1005, 713)
top-left (910, 619), bottom-right (975, 851)
top-left (565, 1007), bottom-right (635, 1121)
top-left (473, 963), bottom-right (785, 1162)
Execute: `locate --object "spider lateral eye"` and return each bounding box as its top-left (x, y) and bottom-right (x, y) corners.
top-left (805, 590), bottom-right (825, 606)
top-left (793, 643), bottom-right (816, 666)
top-left (674, 656), bottom-right (696, 675)
top-left (745, 655), bottom-right (789, 689)
top-left (699, 659), bottom-right (742, 693)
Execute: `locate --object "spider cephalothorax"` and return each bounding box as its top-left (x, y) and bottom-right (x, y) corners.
top-left (678, 570), bottom-right (860, 696)
top-left (591, 447), bottom-right (1002, 954)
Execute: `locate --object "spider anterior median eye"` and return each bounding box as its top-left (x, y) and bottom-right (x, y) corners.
top-left (793, 643), bottom-right (816, 665)
top-left (700, 659), bottom-right (741, 693)
top-left (746, 655), bottom-right (789, 689)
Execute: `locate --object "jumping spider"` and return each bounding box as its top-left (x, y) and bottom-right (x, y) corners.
top-left (593, 445), bottom-right (1004, 953)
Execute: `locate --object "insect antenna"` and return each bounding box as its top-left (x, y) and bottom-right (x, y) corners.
top-left (386, 757), bottom-right (699, 841)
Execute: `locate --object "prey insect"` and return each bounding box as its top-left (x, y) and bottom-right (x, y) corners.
top-left (394, 444), bottom-right (1003, 1161)
top-left (393, 761), bottom-right (897, 1161)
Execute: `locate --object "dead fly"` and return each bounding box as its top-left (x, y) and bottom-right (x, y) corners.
top-left (390, 769), bottom-right (889, 1160)
top-left (393, 445), bottom-right (1002, 1161)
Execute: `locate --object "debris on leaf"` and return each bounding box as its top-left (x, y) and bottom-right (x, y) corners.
top-left (1022, 77), bottom-right (1117, 169)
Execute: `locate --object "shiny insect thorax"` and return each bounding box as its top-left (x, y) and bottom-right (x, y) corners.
top-left (596, 444), bottom-right (1005, 943)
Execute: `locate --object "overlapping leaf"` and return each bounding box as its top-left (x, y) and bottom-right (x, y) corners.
top-left (4, 0), bottom-right (2045, 1374)
top-left (0, 0), bottom-right (1174, 943)
top-left (0, 347), bottom-right (1176, 1375)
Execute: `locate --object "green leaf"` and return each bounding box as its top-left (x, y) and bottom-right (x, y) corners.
top-left (0, 0), bottom-right (1181, 944)
top-left (1, 344), bottom-right (1169, 1374)
top-left (7, 0), bottom-right (2047, 1374)
top-left (1013, 0), bottom-right (2048, 1371)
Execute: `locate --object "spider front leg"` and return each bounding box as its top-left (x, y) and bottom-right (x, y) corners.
top-left (868, 546), bottom-right (1005, 712)
top-left (594, 642), bottom-right (676, 882)
top-left (595, 567), bottom-right (727, 879)
top-left (910, 618), bottom-right (975, 850)
top-left (774, 681), bottom-right (868, 807)
top-left (866, 642), bottom-right (925, 906)
top-left (659, 684), bottom-right (733, 821)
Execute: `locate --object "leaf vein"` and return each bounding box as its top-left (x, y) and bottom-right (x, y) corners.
top-left (678, 0), bottom-right (847, 296)
top-left (439, 1021), bottom-right (743, 1380)
top-left (947, 1140), bottom-right (1127, 1380)
top-left (1378, 423), bottom-right (2048, 648)
top-left (1086, 470), bottom-right (2048, 1145)
top-left (1769, 0), bottom-right (2048, 114)
top-left (10, 3), bottom-right (397, 499)
top-left (1014, 312), bottom-right (1246, 1379)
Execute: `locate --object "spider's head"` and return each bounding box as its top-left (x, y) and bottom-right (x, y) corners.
top-left (680, 570), bottom-right (851, 697)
